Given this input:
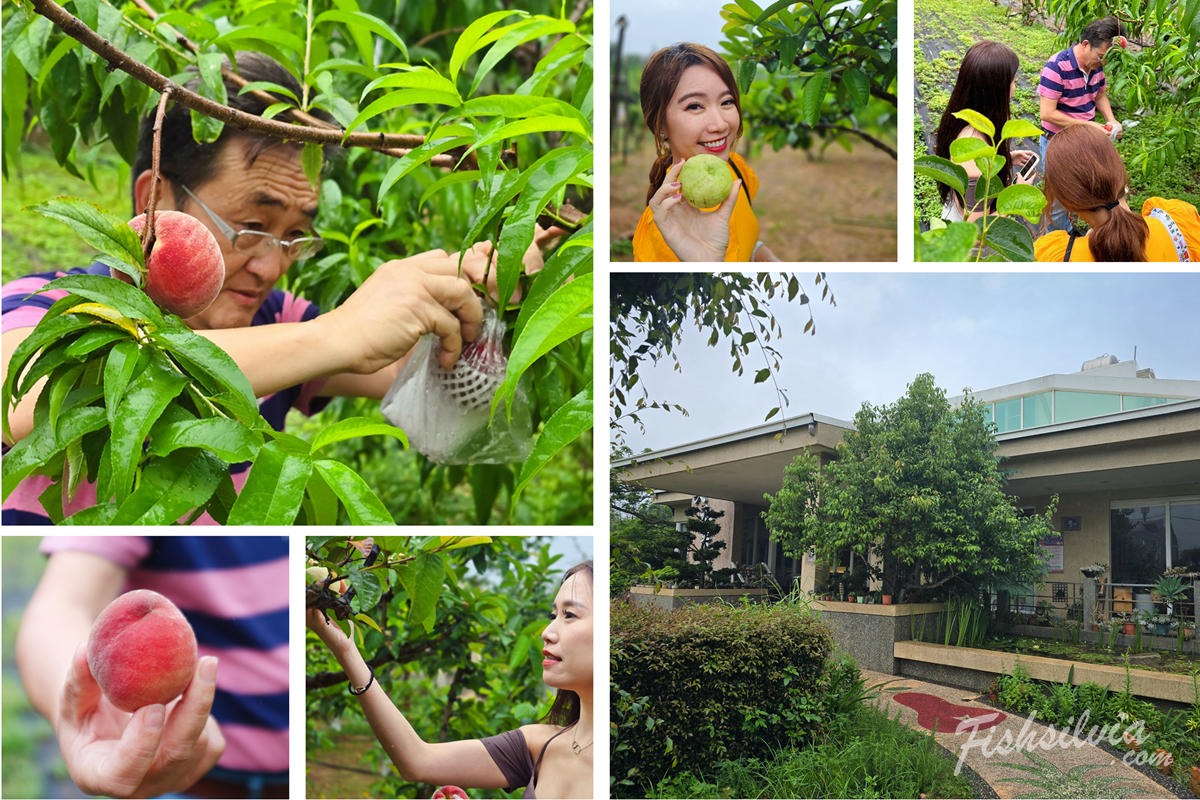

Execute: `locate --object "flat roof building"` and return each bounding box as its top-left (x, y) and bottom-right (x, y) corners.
top-left (615, 358), bottom-right (1200, 595)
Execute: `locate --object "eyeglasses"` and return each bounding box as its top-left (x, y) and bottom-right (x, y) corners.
top-left (180, 184), bottom-right (324, 261)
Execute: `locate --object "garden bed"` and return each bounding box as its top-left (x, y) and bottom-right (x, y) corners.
top-left (982, 633), bottom-right (1200, 675)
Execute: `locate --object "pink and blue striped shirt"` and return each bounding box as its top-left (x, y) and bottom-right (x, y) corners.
top-left (39, 536), bottom-right (289, 775)
top-left (1038, 46), bottom-right (1106, 135)
top-left (2, 263), bottom-right (329, 524)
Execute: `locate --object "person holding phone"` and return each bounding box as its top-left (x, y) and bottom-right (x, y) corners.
top-left (933, 41), bottom-right (1038, 222)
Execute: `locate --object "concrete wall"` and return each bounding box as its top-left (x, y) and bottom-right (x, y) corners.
top-left (814, 601), bottom-right (947, 673)
top-left (627, 586), bottom-right (769, 610)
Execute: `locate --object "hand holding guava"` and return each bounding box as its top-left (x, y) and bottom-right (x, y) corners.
top-left (649, 157), bottom-right (741, 261)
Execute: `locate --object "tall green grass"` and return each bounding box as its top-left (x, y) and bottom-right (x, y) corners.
top-left (647, 704), bottom-right (974, 799)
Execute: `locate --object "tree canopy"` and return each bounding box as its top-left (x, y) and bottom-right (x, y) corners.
top-left (763, 372), bottom-right (1057, 601)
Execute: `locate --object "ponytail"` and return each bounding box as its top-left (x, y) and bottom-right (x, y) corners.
top-left (1088, 203), bottom-right (1149, 262)
top-left (646, 146), bottom-right (674, 205)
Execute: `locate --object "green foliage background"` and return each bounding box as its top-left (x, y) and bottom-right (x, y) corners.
top-left (1, 0), bottom-right (594, 524)
top-left (305, 536), bottom-right (575, 799)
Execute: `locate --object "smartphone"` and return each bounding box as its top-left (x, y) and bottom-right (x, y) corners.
top-left (1018, 151), bottom-right (1040, 180)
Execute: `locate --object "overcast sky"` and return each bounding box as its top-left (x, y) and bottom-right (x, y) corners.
top-left (611, 0), bottom-right (729, 58)
top-left (613, 272), bottom-right (1200, 454)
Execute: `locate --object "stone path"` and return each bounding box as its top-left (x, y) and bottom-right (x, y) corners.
top-left (860, 668), bottom-right (1179, 799)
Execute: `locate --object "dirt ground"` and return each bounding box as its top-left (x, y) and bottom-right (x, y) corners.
top-left (610, 141), bottom-right (897, 262)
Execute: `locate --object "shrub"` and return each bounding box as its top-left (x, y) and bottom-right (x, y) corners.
top-left (611, 600), bottom-right (834, 795)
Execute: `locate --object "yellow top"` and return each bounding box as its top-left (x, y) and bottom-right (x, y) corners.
top-left (632, 152), bottom-right (760, 262)
top-left (1034, 197), bottom-right (1200, 262)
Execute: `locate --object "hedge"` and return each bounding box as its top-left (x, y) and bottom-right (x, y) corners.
top-left (610, 600), bottom-right (835, 794)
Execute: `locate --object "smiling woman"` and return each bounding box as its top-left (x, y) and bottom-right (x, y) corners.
top-left (306, 560), bottom-right (594, 799)
top-left (632, 43), bottom-right (780, 262)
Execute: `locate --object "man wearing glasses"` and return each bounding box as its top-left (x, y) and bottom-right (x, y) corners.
top-left (1, 52), bottom-right (533, 523)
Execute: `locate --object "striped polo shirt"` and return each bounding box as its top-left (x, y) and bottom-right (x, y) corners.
top-left (2, 263), bottom-right (330, 524)
top-left (39, 536), bottom-right (289, 775)
top-left (1038, 46), bottom-right (1106, 134)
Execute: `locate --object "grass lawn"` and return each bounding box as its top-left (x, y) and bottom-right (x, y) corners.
top-left (2, 137), bottom-right (129, 284)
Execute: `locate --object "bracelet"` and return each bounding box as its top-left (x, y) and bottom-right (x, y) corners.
top-left (348, 664), bottom-right (375, 695)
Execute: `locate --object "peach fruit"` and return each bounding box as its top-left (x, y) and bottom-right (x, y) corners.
top-left (126, 210), bottom-right (225, 318)
top-left (86, 589), bottom-right (198, 712)
top-left (306, 565), bottom-right (348, 595)
top-left (432, 786), bottom-right (469, 799)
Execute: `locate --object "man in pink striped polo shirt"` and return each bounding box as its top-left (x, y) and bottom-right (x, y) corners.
top-left (1037, 16), bottom-right (1126, 232)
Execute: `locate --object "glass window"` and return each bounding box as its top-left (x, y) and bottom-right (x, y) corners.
top-left (1055, 391), bottom-right (1121, 423)
top-left (1023, 392), bottom-right (1053, 428)
top-left (1111, 506), bottom-right (1167, 584)
top-left (1123, 395), bottom-right (1173, 410)
top-left (994, 397), bottom-right (1021, 432)
top-left (1171, 502), bottom-right (1200, 573)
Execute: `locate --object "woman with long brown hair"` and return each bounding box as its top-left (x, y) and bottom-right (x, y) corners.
top-left (933, 40), bottom-right (1037, 221)
top-left (631, 43), bottom-right (780, 261)
top-left (307, 560), bottom-right (594, 798)
top-left (1034, 124), bottom-right (1200, 261)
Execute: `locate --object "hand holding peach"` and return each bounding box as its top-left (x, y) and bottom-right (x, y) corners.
top-left (55, 642), bottom-right (224, 798)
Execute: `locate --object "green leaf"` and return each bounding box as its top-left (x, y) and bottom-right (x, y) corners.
top-left (463, 115), bottom-right (591, 158)
top-left (109, 449), bottom-right (227, 525)
top-left (313, 9), bottom-right (407, 62)
top-left (3, 406), bottom-right (106, 501)
top-left (192, 51), bottom-right (228, 143)
top-left (916, 222), bottom-right (977, 262)
top-left (470, 17), bottom-right (575, 97)
top-left (301, 468), bottom-right (340, 526)
top-left (29, 199), bottom-right (145, 271)
top-left (211, 26), bottom-right (306, 54)
top-left (842, 67), bottom-right (870, 108)
top-left (151, 329), bottom-right (260, 425)
top-left (754, 0), bottom-right (796, 21)
top-left (312, 459), bottom-right (394, 525)
top-left (512, 385), bottom-right (592, 503)
top-left (227, 440), bottom-right (312, 525)
top-left (495, 147), bottom-right (591, 310)
top-left (1000, 118), bottom-right (1043, 142)
top-left (914, 155), bottom-right (968, 198)
top-left (738, 59), bottom-right (757, 96)
top-left (107, 350), bottom-right (190, 503)
top-left (952, 109), bottom-right (994, 139)
top-left (800, 71), bottom-right (830, 127)
top-left (449, 11), bottom-right (524, 83)
top-left (148, 417), bottom-right (261, 463)
top-left (949, 137), bottom-right (992, 164)
top-left (102, 339), bottom-right (145, 432)
top-left (376, 136), bottom-right (473, 206)
top-left (401, 552), bottom-right (445, 633)
top-left (493, 273), bottom-right (592, 417)
top-left (310, 416), bottom-right (408, 454)
top-left (301, 142), bottom-right (322, 190)
top-left (996, 183), bottom-right (1047, 224)
top-left (40, 275), bottom-right (164, 325)
top-left (979, 215), bottom-right (1035, 262)
top-left (514, 221), bottom-right (592, 340)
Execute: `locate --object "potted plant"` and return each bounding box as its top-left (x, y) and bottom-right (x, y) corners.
top-left (1119, 612), bottom-right (1136, 636)
top-left (882, 593), bottom-right (894, 605)
top-left (1153, 574), bottom-right (1188, 617)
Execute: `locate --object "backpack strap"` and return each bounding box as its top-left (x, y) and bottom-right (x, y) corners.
top-left (727, 158), bottom-right (752, 208)
top-left (1063, 232), bottom-right (1078, 262)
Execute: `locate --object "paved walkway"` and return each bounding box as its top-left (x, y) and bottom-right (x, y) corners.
top-left (860, 669), bottom-right (1178, 799)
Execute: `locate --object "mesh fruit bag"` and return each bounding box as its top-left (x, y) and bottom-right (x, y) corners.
top-left (381, 306), bottom-right (532, 464)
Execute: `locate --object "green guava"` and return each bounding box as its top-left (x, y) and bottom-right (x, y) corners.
top-left (679, 154), bottom-right (733, 210)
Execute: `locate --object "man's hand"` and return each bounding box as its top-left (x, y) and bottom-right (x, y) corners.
top-left (56, 645), bottom-right (224, 798)
top-left (321, 250), bottom-right (484, 375)
top-left (649, 158), bottom-right (739, 261)
top-left (451, 224), bottom-right (566, 304)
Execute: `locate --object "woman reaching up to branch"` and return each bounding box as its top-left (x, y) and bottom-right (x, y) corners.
top-left (307, 561), bottom-right (594, 798)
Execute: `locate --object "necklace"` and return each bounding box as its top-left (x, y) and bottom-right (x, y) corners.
top-left (570, 724), bottom-right (593, 756)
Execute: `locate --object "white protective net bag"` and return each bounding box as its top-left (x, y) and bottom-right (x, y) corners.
top-left (381, 307), bottom-right (532, 464)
